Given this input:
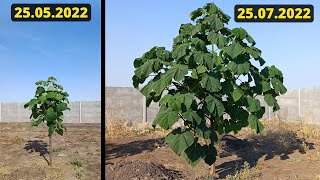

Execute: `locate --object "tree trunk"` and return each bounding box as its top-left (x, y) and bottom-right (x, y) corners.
top-left (210, 163), bottom-right (216, 178)
top-left (49, 136), bottom-right (52, 166)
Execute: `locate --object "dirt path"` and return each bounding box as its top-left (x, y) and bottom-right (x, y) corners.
top-left (0, 123), bottom-right (101, 180)
top-left (106, 129), bottom-right (320, 180)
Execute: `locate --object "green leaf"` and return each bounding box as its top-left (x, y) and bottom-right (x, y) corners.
top-left (36, 87), bottom-right (45, 95)
top-left (46, 92), bottom-right (55, 99)
top-left (153, 107), bottom-right (179, 130)
top-left (48, 124), bottom-right (56, 136)
top-left (208, 32), bottom-right (227, 49)
top-left (223, 42), bottom-right (244, 59)
top-left (55, 93), bottom-right (63, 101)
top-left (264, 94), bottom-right (277, 107)
top-left (45, 108), bottom-right (57, 122)
top-left (248, 114), bottom-right (264, 133)
top-left (271, 78), bottom-right (287, 94)
top-left (191, 38), bottom-right (206, 51)
top-left (196, 65), bottom-right (207, 74)
top-left (47, 86), bottom-right (57, 91)
top-left (166, 64), bottom-right (188, 81)
top-left (261, 81), bottom-right (271, 92)
top-left (175, 93), bottom-right (195, 109)
top-left (232, 86), bottom-right (244, 102)
top-left (202, 144), bottom-right (217, 165)
top-left (247, 96), bottom-right (261, 113)
top-left (57, 103), bottom-right (68, 112)
top-left (39, 95), bottom-right (47, 103)
top-left (231, 27), bottom-right (248, 40)
top-left (165, 129), bottom-right (194, 155)
top-left (56, 128), bottom-right (64, 136)
top-left (227, 61), bottom-right (250, 75)
top-left (172, 43), bottom-right (189, 60)
top-left (190, 8), bottom-right (204, 21)
top-left (205, 95), bottom-right (225, 117)
top-left (201, 73), bottom-right (221, 92)
top-left (246, 35), bottom-right (256, 45)
top-left (204, 15), bottom-right (223, 32)
top-left (181, 143), bottom-right (204, 167)
top-left (194, 51), bottom-right (214, 70)
top-left (182, 111), bottom-right (201, 125)
top-left (159, 94), bottom-right (174, 106)
top-left (134, 59), bottom-right (156, 79)
top-left (245, 47), bottom-right (261, 59)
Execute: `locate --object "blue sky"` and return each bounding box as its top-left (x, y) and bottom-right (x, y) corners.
top-left (107, 0), bottom-right (320, 90)
top-left (0, 0), bottom-right (101, 102)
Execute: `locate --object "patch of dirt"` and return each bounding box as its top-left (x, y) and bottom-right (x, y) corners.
top-left (107, 160), bottom-right (185, 180)
top-left (0, 122), bottom-right (101, 180)
top-left (106, 126), bottom-right (320, 180)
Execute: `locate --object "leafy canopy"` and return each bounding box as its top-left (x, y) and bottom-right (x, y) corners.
top-left (132, 3), bottom-right (286, 167)
top-left (24, 77), bottom-right (70, 137)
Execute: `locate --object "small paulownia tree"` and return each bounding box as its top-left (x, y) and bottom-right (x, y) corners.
top-left (132, 3), bottom-right (287, 169)
top-left (24, 77), bottom-right (70, 166)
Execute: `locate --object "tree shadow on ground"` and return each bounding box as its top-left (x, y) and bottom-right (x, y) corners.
top-left (216, 129), bottom-right (315, 178)
top-left (106, 138), bottom-right (164, 160)
top-left (24, 140), bottom-right (49, 164)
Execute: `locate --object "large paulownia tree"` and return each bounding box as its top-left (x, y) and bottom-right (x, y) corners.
top-left (132, 3), bottom-right (287, 168)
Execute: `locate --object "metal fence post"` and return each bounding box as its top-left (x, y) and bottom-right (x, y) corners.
top-left (79, 101), bottom-right (82, 123)
top-left (143, 96), bottom-right (147, 122)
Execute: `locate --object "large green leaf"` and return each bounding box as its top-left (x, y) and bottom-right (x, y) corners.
top-left (165, 129), bottom-right (194, 155)
top-left (153, 107), bottom-right (179, 130)
top-left (201, 73), bottom-right (221, 92)
top-left (208, 32), bottom-right (227, 49)
top-left (231, 27), bottom-right (248, 40)
top-left (194, 51), bottom-right (214, 70)
top-left (172, 43), bottom-right (189, 59)
top-left (166, 64), bottom-right (188, 81)
top-left (134, 59), bottom-right (156, 79)
top-left (57, 103), bottom-right (68, 112)
top-left (247, 96), bottom-right (261, 112)
top-left (202, 144), bottom-right (217, 165)
top-left (175, 93), bottom-right (195, 109)
top-left (223, 42), bottom-right (244, 59)
top-left (36, 87), bottom-right (45, 95)
top-left (181, 143), bottom-right (204, 167)
top-left (205, 95), bottom-right (225, 117)
top-left (182, 111), bottom-right (201, 125)
top-left (248, 114), bottom-right (264, 133)
top-left (232, 86), bottom-right (244, 102)
top-left (264, 94), bottom-right (277, 107)
top-left (204, 15), bottom-right (223, 32)
top-left (190, 8), bottom-right (204, 21)
top-left (227, 61), bottom-right (250, 75)
top-left (271, 78), bottom-right (287, 94)
top-left (45, 108), bottom-right (57, 122)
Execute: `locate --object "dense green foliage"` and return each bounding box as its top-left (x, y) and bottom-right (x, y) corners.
top-left (24, 77), bottom-right (70, 137)
top-left (132, 3), bottom-right (286, 167)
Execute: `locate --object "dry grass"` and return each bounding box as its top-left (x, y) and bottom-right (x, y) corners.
top-left (106, 113), bottom-right (168, 139)
top-left (226, 161), bottom-right (260, 180)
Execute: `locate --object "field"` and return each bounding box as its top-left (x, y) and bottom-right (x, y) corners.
top-left (0, 123), bottom-right (101, 180)
top-left (106, 118), bottom-right (320, 180)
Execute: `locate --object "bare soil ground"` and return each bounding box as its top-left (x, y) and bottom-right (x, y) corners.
top-left (0, 123), bottom-right (101, 180)
top-left (106, 120), bottom-right (320, 180)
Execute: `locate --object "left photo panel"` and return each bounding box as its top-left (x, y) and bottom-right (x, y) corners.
top-left (0, 1), bottom-right (101, 179)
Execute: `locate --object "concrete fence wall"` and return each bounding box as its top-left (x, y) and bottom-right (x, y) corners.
top-left (0, 101), bottom-right (101, 123)
top-left (106, 87), bottom-right (320, 125)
